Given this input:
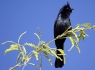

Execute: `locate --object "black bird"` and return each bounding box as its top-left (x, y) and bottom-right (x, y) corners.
top-left (54, 2), bottom-right (73, 68)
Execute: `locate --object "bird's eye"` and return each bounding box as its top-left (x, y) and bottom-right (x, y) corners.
top-left (66, 8), bottom-right (69, 10)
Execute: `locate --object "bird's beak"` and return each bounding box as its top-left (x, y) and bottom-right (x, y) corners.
top-left (71, 8), bottom-right (74, 10)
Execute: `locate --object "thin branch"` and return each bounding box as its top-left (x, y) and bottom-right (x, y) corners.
top-left (7, 24), bottom-right (95, 70)
top-left (9, 62), bottom-right (22, 70)
top-left (40, 55), bottom-right (42, 70)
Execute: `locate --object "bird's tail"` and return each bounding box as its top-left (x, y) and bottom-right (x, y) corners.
top-left (55, 44), bottom-right (64, 68)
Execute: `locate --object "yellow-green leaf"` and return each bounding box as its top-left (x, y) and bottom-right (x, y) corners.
top-left (68, 37), bottom-right (75, 51)
top-left (22, 46), bottom-right (27, 55)
top-left (25, 42), bottom-right (39, 49)
top-left (57, 49), bottom-right (66, 56)
top-left (5, 44), bottom-right (20, 55)
top-left (16, 52), bottom-right (23, 63)
top-left (32, 50), bottom-right (39, 60)
top-left (75, 41), bottom-right (80, 53)
top-left (72, 32), bottom-right (79, 42)
top-left (43, 52), bottom-right (52, 65)
top-left (51, 50), bottom-right (62, 61)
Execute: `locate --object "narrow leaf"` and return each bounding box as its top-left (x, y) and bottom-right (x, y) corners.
top-left (68, 37), bottom-right (75, 51)
top-left (5, 44), bottom-right (20, 55)
top-left (32, 50), bottom-right (39, 60)
top-left (16, 52), bottom-right (23, 63)
top-left (43, 52), bottom-right (52, 65)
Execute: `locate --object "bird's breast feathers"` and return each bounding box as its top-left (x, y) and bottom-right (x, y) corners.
top-left (57, 14), bottom-right (70, 25)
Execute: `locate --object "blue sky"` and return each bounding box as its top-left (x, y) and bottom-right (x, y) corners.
top-left (0, 0), bottom-right (95, 70)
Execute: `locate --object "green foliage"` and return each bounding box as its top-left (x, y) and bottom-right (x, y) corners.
top-left (2, 23), bottom-right (95, 70)
top-left (67, 23), bottom-right (94, 52)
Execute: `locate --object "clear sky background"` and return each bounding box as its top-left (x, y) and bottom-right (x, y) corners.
top-left (0, 0), bottom-right (95, 70)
